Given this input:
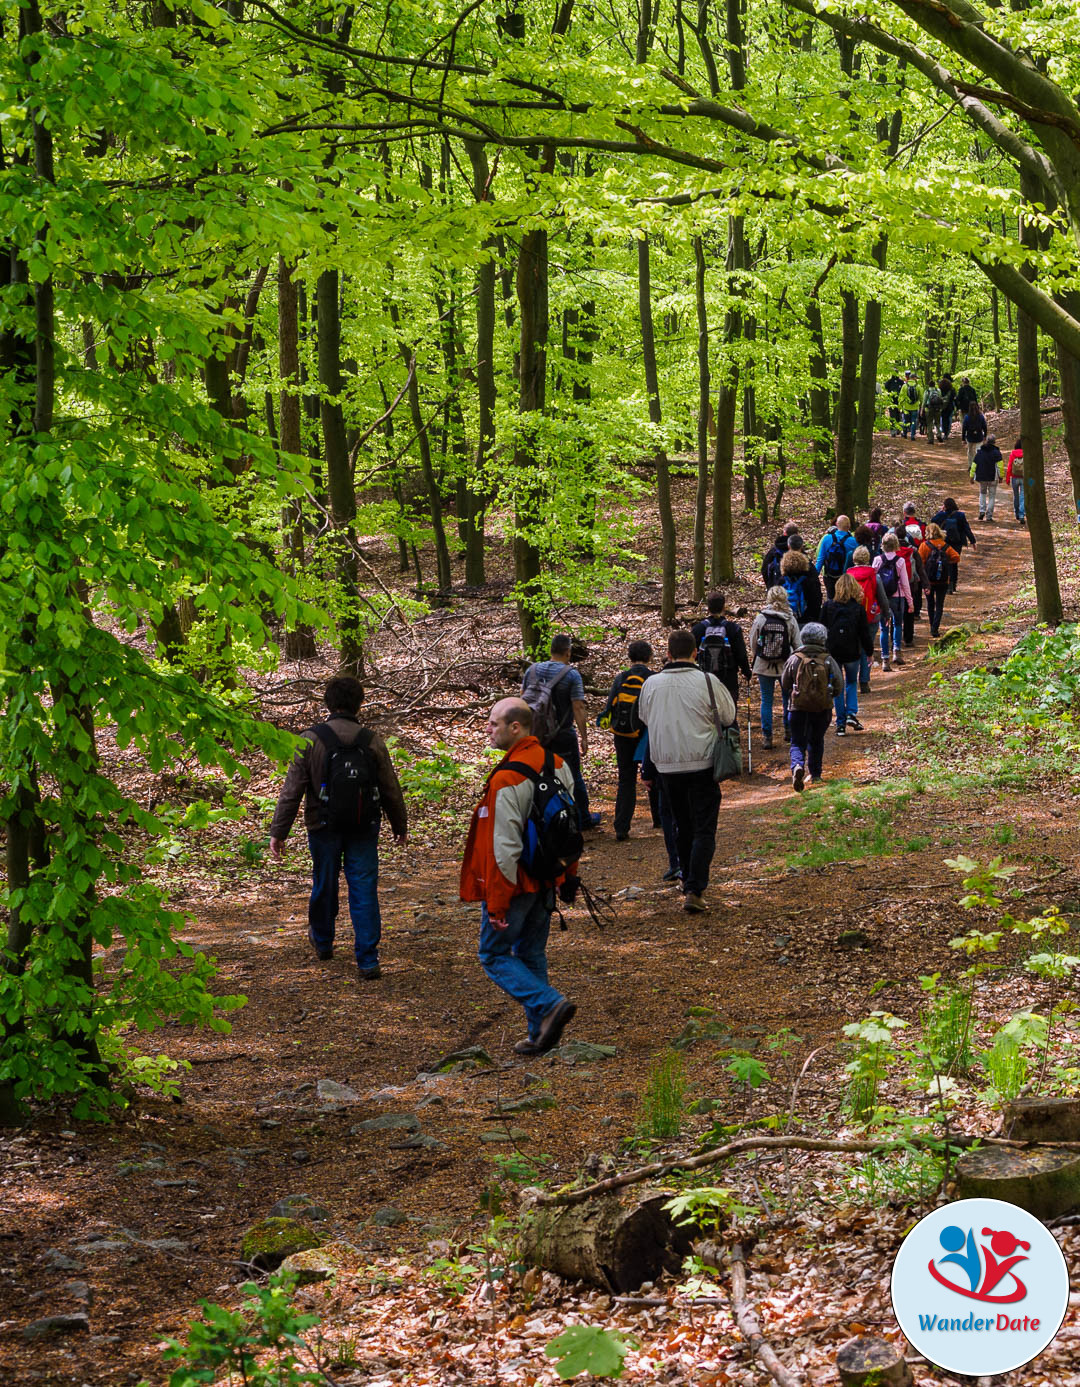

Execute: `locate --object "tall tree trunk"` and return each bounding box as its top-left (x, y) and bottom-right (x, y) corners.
top-left (318, 267), bottom-right (364, 673)
top-left (1055, 336), bottom-right (1080, 522)
top-left (853, 236), bottom-right (887, 510)
top-left (279, 257), bottom-right (316, 659)
top-left (711, 220), bottom-right (741, 585)
top-left (638, 235), bottom-right (677, 624)
top-left (1018, 169), bottom-right (1062, 624)
top-left (693, 235), bottom-right (710, 601)
top-left (397, 337), bottom-right (453, 592)
top-left (806, 293), bottom-right (832, 481)
top-left (992, 287), bottom-right (1003, 408)
top-left (513, 222), bottom-right (549, 654)
top-left (464, 139), bottom-right (495, 587)
top-left (833, 286), bottom-right (861, 518)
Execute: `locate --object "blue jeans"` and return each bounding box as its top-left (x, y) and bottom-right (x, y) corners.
top-left (479, 891), bottom-right (563, 1041)
top-left (834, 659), bottom-right (860, 729)
top-left (903, 409), bottom-right (919, 439)
top-left (1012, 478), bottom-right (1025, 520)
top-left (790, 709), bottom-right (832, 779)
top-left (307, 828), bottom-right (381, 968)
top-left (758, 675), bottom-right (789, 737)
top-left (860, 622), bottom-right (879, 685)
top-left (880, 596), bottom-right (903, 656)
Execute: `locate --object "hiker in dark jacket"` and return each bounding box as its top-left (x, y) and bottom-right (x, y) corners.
top-left (919, 526), bottom-right (962, 637)
top-left (971, 435), bottom-right (1004, 522)
top-left (956, 376), bottom-right (977, 416)
top-left (691, 591), bottom-right (752, 715)
top-left (270, 677), bottom-right (408, 977)
top-left (781, 622), bottom-right (843, 791)
top-left (760, 532), bottom-right (789, 588)
top-left (931, 498), bottom-right (976, 594)
top-left (962, 398), bottom-right (987, 465)
top-left (939, 375), bottom-right (957, 438)
top-left (884, 372), bottom-right (903, 435)
top-left (599, 641), bottom-right (659, 842)
top-left (779, 545), bottom-right (822, 628)
top-left (822, 573), bottom-right (873, 736)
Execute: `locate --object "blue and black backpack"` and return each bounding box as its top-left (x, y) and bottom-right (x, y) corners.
top-left (500, 751), bottom-right (584, 884)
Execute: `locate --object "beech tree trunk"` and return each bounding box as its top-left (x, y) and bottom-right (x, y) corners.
top-left (693, 235), bottom-right (710, 601)
top-left (712, 218), bottom-right (741, 583)
top-left (1054, 325), bottom-right (1080, 522)
top-left (278, 257), bottom-right (316, 659)
top-left (834, 286), bottom-right (861, 518)
top-left (638, 235), bottom-right (677, 625)
top-left (806, 293), bottom-right (832, 482)
top-left (464, 139), bottom-right (494, 587)
top-left (513, 222), bottom-right (548, 654)
top-left (1018, 169), bottom-right (1062, 624)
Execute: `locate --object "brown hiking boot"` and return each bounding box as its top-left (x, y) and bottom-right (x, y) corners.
top-left (513, 1038), bottom-right (541, 1056)
top-left (683, 894), bottom-right (709, 914)
top-left (535, 1000), bottom-right (576, 1054)
top-left (761, 733), bottom-right (774, 750)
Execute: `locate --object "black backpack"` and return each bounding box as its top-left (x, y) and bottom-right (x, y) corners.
top-left (925, 543), bottom-right (950, 584)
top-left (522, 664), bottom-right (573, 746)
top-left (878, 555), bottom-right (900, 598)
top-left (906, 383), bottom-right (919, 404)
top-left (311, 724), bottom-right (381, 834)
top-left (755, 612), bottom-right (791, 664)
top-left (822, 530), bottom-right (848, 577)
top-left (699, 621), bottom-right (738, 681)
top-left (764, 550), bottom-right (783, 588)
top-left (500, 751), bottom-right (584, 884)
top-left (943, 516), bottom-right (963, 551)
top-left (610, 671), bottom-right (646, 737)
top-left (827, 602), bottom-right (862, 660)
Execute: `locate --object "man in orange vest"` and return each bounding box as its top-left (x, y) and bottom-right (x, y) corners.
top-left (461, 698), bottom-right (580, 1056)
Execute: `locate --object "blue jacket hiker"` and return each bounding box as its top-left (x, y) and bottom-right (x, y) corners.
top-left (814, 517), bottom-right (858, 599)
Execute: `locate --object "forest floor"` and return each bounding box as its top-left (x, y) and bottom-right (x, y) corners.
top-left (3, 426), bottom-right (1080, 1387)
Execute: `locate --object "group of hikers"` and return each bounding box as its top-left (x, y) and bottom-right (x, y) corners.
top-left (883, 370), bottom-right (978, 445)
top-left (268, 484), bottom-right (993, 1057)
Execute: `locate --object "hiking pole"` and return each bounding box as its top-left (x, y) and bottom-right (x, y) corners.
top-left (746, 679), bottom-right (753, 775)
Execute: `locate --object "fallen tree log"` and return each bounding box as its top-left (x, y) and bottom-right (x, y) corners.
top-left (518, 1188), bottom-right (695, 1292)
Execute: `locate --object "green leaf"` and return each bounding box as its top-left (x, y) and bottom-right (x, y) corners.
top-left (544, 1324), bottom-right (635, 1380)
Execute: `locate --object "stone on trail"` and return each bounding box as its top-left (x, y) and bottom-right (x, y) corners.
top-left (42, 1249), bottom-right (84, 1273)
top-left (240, 1217), bottom-right (324, 1271)
top-left (372, 1205), bottom-right (408, 1227)
top-left (551, 1039), bottom-right (617, 1063)
top-left (268, 1194), bottom-right (332, 1222)
top-left (316, 1079), bottom-right (364, 1104)
top-left (479, 1127), bottom-right (531, 1144)
top-left (350, 1112), bottom-right (421, 1135)
top-left (489, 1094), bottom-right (557, 1114)
top-left (22, 1313), bottom-right (90, 1341)
top-left (280, 1240), bottom-right (356, 1285)
top-left (391, 1132), bottom-right (446, 1151)
top-left (424, 1044), bottom-right (495, 1076)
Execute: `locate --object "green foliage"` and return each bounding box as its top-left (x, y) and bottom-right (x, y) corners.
top-left (639, 1051), bottom-right (686, 1139)
top-left (980, 1031), bottom-right (1030, 1104)
top-left (912, 625), bottom-right (1080, 787)
top-left (664, 1184), bottom-right (757, 1233)
top-left (763, 779), bottom-right (935, 870)
top-left (544, 1324), bottom-right (636, 1381)
top-left (915, 975), bottom-right (975, 1078)
top-left (387, 739), bottom-right (464, 805)
top-left (722, 1050), bottom-right (772, 1093)
top-left (843, 1013), bottom-right (907, 1121)
top-left (148, 1273), bottom-right (323, 1387)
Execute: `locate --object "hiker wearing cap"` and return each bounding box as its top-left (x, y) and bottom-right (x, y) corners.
top-left (461, 698), bottom-right (580, 1056)
top-left (781, 623), bottom-right (843, 791)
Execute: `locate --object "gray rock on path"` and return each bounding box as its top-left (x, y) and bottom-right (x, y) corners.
top-left (22, 1314), bottom-right (90, 1341)
top-left (350, 1113), bottom-right (421, 1135)
top-left (390, 1133), bottom-right (446, 1151)
top-left (269, 1194), bottom-right (332, 1222)
top-left (488, 1094), bottom-right (556, 1114)
top-left (42, 1249), bottom-right (84, 1273)
top-left (372, 1205), bottom-right (408, 1227)
top-left (551, 1039), bottom-right (617, 1063)
top-left (316, 1079), bottom-right (364, 1104)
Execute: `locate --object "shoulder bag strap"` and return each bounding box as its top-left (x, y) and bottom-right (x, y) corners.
top-left (702, 669), bottom-right (727, 738)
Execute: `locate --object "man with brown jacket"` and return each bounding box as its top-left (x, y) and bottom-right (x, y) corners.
top-left (270, 678), bottom-right (407, 978)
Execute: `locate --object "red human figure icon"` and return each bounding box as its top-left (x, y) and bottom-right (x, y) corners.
top-left (978, 1229), bottom-right (1030, 1297)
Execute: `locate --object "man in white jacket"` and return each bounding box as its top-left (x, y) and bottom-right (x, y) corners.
top-left (638, 629), bottom-right (736, 915)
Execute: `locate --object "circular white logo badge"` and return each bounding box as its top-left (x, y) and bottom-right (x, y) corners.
top-left (891, 1198), bottom-right (1069, 1375)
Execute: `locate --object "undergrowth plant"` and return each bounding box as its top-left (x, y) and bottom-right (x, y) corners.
top-left (639, 1051), bottom-right (686, 1139)
top-left (843, 1012), bottom-right (907, 1121)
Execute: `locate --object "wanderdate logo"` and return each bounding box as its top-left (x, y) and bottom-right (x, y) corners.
top-left (891, 1198), bottom-right (1069, 1375)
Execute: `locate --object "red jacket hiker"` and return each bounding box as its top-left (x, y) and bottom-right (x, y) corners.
top-left (460, 735), bottom-right (578, 919)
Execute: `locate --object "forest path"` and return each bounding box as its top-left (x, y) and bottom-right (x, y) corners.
top-left (2, 435), bottom-right (1040, 1387)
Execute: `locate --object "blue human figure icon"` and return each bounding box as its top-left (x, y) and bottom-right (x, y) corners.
top-left (938, 1225), bottom-right (982, 1292)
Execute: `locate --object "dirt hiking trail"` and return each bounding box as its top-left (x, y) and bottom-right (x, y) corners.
top-left (1, 434), bottom-right (1066, 1387)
